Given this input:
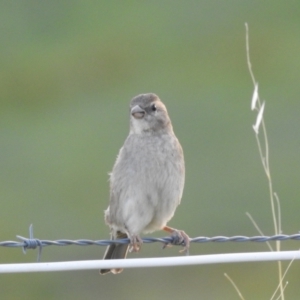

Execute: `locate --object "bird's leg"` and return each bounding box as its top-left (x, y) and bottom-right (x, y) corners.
top-left (163, 226), bottom-right (190, 255)
top-left (128, 234), bottom-right (143, 252)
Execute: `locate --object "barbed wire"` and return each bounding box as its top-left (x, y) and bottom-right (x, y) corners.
top-left (1, 225), bottom-right (300, 262)
top-left (3, 233), bottom-right (300, 249)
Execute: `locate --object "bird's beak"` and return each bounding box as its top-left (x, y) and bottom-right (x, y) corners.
top-left (131, 105), bottom-right (145, 119)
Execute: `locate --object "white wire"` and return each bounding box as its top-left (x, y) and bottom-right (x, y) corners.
top-left (0, 251), bottom-right (299, 273)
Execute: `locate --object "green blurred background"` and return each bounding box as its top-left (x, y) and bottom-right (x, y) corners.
top-left (1, 1), bottom-right (300, 299)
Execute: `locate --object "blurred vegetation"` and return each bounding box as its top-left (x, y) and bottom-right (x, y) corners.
top-left (1, 1), bottom-right (300, 299)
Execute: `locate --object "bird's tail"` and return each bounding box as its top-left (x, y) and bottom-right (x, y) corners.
top-left (99, 231), bottom-right (129, 275)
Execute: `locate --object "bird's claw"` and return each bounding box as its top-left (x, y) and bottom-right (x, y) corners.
top-left (129, 235), bottom-right (143, 252)
top-left (163, 229), bottom-right (190, 255)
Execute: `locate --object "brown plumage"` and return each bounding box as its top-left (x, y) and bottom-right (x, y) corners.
top-left (100, 93), bottom-right (189, 275)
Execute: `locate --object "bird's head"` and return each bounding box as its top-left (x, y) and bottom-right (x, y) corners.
top-left (129, 93), bottom-right (172, 134)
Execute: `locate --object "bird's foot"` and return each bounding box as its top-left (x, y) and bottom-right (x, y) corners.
top-left (129, 235), bottom-right (143, 252)
top-left (162, 226), bottom-right (190, 255)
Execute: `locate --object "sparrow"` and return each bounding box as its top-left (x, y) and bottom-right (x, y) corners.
top-left (100, 93), bottom-right (189, 274)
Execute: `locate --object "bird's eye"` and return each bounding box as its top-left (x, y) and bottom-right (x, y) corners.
top-left (151, 104), bottom-right (157, 111)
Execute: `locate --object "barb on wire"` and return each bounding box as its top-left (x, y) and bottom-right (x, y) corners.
top-left (16, 224), bottom-right (43, 262)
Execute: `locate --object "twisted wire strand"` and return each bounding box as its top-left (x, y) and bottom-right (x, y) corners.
top-left (1, 224), bottom-right (300, 263)
top-left (1, 230), bottom-right (300, 263)
top-left (1, 234), bottom-right (300, 249)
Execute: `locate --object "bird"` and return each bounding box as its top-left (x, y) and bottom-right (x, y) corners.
top-left (100, 93), bottom-right (189, 275)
